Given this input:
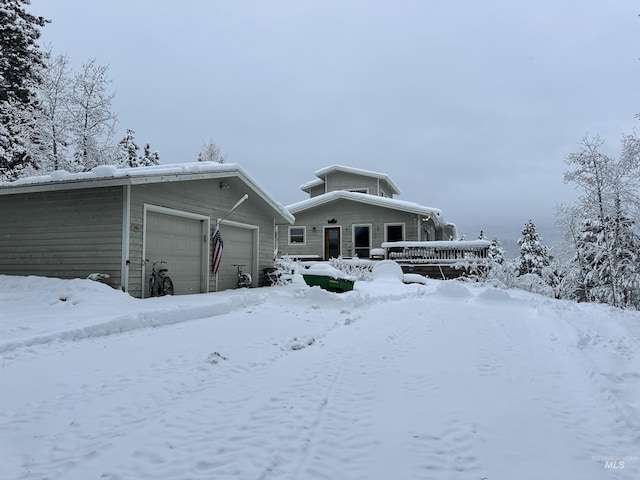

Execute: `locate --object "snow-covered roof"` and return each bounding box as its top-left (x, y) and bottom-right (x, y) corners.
top-left (300, 165), bottom-right (401, 195)
top-left (0, 162), bottom-right (295, 224)
top-left (299, 178), bottom-right (325, 191)
top-left (287, 190), bottom-right (446, 227)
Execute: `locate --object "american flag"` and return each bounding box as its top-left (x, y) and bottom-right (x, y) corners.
top-left (212, 228), bottom-right (223, 274)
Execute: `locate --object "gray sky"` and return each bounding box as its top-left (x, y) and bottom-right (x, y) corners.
top-left (32, 0), bottom-right (639, 240)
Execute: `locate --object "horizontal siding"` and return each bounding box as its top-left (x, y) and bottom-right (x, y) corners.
top-left (325, 171), bottom-right (387, 196)
top-left (0, 187), bottom-right (124, 288)
top-left (128, 179), bottom-right (278, 296)
top-left (278, 199), bottom-right (421, 259)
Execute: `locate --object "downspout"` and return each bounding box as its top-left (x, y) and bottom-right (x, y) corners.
top-left (121, 185), bottom-right (131, 292)
top-left (274, 219), bottom-right (278, 260)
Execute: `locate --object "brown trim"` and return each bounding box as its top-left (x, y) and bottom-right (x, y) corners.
top-left (324, 227), bottom-right (341, 260)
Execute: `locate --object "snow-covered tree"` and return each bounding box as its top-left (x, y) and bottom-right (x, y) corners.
top-left (116, 129), bottom-right (139, 168)
top-left (69, 59), bottom-right (117, 170)
top-left (140, 143), bottom-right (160, 167)
top-left (197, 138), bottom-right (226, 163)
top-left (561, 134), bottom-right (640, 309)
top-left (611, 211), bottom-right (640, 309)
top-left (0, 0), bottom-right (48, 180)
top-left (517, 220), bottom-right (551, 276)
top-left (488, 237), bottom-right (506, 265)
top-left (34, 49), bottom-right (73, 172)
top-left (116, 130), bottom-right (160, 168)
top-left (579, 201), bottom-right (640, 308)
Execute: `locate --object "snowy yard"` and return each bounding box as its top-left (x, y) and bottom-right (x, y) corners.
top-left (1, 271), bottom-right (639, 479)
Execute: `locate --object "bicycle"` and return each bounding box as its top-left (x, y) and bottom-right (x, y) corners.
top-left (146, 260), bottom-right (174, 297)
top-left (233, 264), bottom-right (252, 288)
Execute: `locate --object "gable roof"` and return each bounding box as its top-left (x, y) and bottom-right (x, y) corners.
top-left (287, 190), bottom-right (447, 228)
top-left (300, 164), bottom-right (401, 195)
top-left (0, 162), bottom-right (295, 224)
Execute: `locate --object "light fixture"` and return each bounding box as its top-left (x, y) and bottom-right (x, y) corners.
top-left (312, 226), bottom-right (316, 232)
top-left (219, 181), bottom-right (230, 189)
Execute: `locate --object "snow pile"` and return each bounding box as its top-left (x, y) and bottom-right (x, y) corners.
top-left (0, 275), bottom-right (266, 354)
top-left (371, 259), bottom-right (404, 282)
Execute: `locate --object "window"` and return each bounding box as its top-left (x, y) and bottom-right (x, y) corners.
top-left (288, 226), bottom-right (306, 244)
top-left (386, 224), bottom-right (404, 243)
top-left (353, 224), bottom-right (371, 258)
top-left (349, 188), bottom-right (369, 194)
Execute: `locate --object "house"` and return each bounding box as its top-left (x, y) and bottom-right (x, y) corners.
top-left (0, 162), bottom-right (294, 297)
top-left (276, 165), bottom-right (459, 261)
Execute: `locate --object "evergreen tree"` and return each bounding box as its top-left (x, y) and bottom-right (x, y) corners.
top-left (140, 143), bottom-right (160, 167)
top-left (116, 130), bottom-right (160, 168)
top-left (570, 218), bottom-right (602, 302)
top-left (116, 129), bottom-right (140, 168)
top-left (0, 0), bottom-right (48, 180)
top-left (488, 237), bottom-right (505, 265)
top-left (580, 198), bottom-right (640, 309)
top-left (611, 211), bottom-right (640, 309)
top-left (517, 220), bottom-right (551, 276)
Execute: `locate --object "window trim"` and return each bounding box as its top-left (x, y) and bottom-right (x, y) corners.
top-left (288, 226), bottom-right (306, 245)
top-left (352, 223), bottom-right (372, 258)
top-left (384, 222), bottom-right (405, 243)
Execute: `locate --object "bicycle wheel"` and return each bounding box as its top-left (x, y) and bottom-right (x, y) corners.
top-left (149, 277), bottom-right (158, 297)
top-left (162, 276), bottom-right (174, 295)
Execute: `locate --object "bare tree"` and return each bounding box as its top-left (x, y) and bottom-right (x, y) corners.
top-left (69, 59), bottom-right (117, 171)
top-left (35, 49), bottom-right (73, 171)
top-left (197, 138), bottom-right (226, 163)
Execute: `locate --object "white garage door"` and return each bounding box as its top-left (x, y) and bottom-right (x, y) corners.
top-left (215, 223), bottom-right (255, 291)
top-left (146, 210), bottom-right (205, 295)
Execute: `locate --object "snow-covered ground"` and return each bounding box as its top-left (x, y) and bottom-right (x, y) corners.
top-left (1, 267), bottom-right (639, 480)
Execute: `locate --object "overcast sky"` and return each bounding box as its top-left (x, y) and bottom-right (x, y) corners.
top-left (31, 0), bottom-right (639, 240)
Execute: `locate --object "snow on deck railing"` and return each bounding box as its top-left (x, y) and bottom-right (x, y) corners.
top-left (381, 240), bottom-right (491, 265)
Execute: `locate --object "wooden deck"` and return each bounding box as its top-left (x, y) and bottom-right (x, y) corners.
top-left (381, 240), bottom-right (491, 280)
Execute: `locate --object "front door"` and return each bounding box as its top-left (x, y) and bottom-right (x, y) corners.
top-left (324, 227), bottom-right (341, 260)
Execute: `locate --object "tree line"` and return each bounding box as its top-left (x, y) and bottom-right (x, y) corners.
top-left (0, 0), bottom-right (223, 182)
top-left (474, 133), bottom-right (640, 310)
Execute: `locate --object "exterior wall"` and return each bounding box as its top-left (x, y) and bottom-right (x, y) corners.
top-left (127, 178), bottom-right (278, 297)
top-left (322, 171), bottom-right (393, 198)
top-left (0, 186), bottom-right (124, 288)
top-left (278, 199), bottom-right (422, 259)
top-left (307, 184), bottom-right (326, 198)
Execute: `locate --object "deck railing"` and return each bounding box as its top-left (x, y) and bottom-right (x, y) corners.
top-left (381, 240), bottom-right (491, 265)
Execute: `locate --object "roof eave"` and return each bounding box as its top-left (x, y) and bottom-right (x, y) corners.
top-left (287, 191), bottom-right (445, 227)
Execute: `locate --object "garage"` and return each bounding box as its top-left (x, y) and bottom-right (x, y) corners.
top-left (145, 208), bottom-right (208, 296)
top-left (215, 222), bottom-right (257, 291)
